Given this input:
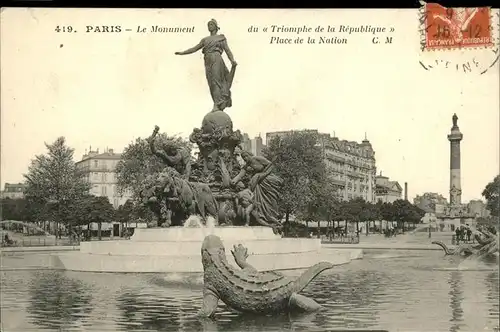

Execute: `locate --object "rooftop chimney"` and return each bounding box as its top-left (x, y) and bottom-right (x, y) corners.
top-left (404, 182), bottom-right (408, 200)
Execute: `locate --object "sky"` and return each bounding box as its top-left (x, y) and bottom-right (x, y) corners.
top-left (1, 8), bottom-right (499, 203)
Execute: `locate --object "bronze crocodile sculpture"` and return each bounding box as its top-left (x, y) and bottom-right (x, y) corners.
top-left (432, 229), bottom-right (499, 259)
top-left (198, 234), bottom-right (334, 318)
top-left (431, 240), bottom-right (477, 256)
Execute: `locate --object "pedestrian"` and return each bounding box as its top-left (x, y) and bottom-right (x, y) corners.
top-left (466, 227), bottom-right (472, 242)
top-left (455, 227), bottom-right (461, 245)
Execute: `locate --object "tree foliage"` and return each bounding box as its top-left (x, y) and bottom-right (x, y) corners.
top-left (482, 175), bottom-right (499, 217)
top-left (1, 198), bottom-right (29, 221)
top-left (263, 131), bottom-right (327, 222)
top-left (116, 199), bottom-right (135, 225)
top-left (389, 199), bottom-right (425, 231)
top-left (80, 196), bottom-right (116, 240)
top-left (23, 137), bottom-right (91, 234)
top-left (115, 133), bottom-right (193, 200)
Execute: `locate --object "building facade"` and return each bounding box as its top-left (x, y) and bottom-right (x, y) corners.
top-left (467, 200), bottom-right (490, 218)
top-left (323, 135), bottom-right (377, 202)
top-left (266, 130), bottom-right (377, 202)
top-left (242, 133), bottom-right (252, 153)
top-left (76, 148), bottom-right (131, 208)
top-left (266, 129), bottom-right (323, 145)
top-left (1, 183), bottom-right (27, 199)
top-left (375, 174), bottom-right (403, 203)
top-left (413, 192), bottom-right (448, 213)
top-left (242, 133), bottom-right (265, 156)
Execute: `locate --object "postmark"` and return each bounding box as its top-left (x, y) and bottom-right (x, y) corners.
top-left (418, 2), bottom-right (500, 74)
top-left (424, 3), bottom-right (493, 51)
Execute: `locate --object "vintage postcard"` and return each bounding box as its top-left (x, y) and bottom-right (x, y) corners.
top-left (1, 7), bottom-right (499, 332)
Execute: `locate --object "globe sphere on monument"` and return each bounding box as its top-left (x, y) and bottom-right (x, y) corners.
top-left (201, 111), bottom-right (233, 134)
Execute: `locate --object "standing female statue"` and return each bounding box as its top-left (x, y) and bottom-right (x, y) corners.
top-left (175, 19), bottom-right (237, 112)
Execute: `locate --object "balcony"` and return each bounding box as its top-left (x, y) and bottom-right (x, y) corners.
top-left (325, 154), bottom-right (345, 163)
top-left (330, 178), bottom-right (346, 187)
top-left (80, 165), bottom-right (113, 172)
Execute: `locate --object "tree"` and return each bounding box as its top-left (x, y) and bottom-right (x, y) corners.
top-left (115, 133), bottom-right (192, 200)
top-left (81, 196), bottom-right (115, 240)
top-left (391, 199), bottom-right (424, 232)
top-left (373, 200), bottom-right (384, 233)
top-left (379, 202), bottom-right (394, 230)
top-left (320, 180), bottom-right (342, 239)
top-left (408, 204), bottom-right (426, 227)
top-left (330, 202), bottom-right (347, 237)
top-left (297, 177), bottom-right (339, 238)
top-left (23, 137), bottom-right (91, 238)
top-left (477, 215), bottom-right (500, 228)
top-left (359, 201), bottom-right (376, 235)
top-left (117, 199), bottom-right (134, 235)
top-left (0, 198), bottom-right (28, 221)
top-left (482, 175), bottom-right (499, 217)
top-left (65, 195), bottom-right (94, 230)
top-left (342, 197), bottom-right (369, 235)
top-left (263, 131), bottom-right (326, 228)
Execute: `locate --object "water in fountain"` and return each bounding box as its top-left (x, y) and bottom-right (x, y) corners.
top-left (0, 220), bottom-right (52, 236)
top-left (408, 222), bottom-right (436, 235)
top-left (156, 215), bottom-right (217, 285)
top-left (182, 215), bottom-right (217, 238)
top-left (182, 215), bottom-right (205, 228)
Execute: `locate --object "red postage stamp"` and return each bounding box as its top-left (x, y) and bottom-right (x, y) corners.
top-left (424, 3), bottom-right (494, 50)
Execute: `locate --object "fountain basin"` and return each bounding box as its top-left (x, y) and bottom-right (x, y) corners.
top-left (79, 238), bottom-right (320, 256)
top-left (53, 227), bottom-right (362, 273)
top-left (130, 226), bottom-right (281, 242)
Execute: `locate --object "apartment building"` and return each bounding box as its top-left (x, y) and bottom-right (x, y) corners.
top-left (266, 130), bottom-right (377, 202)
top-left (375, 173), bottom-right (403, 203)
top-left (413, 192), bottom-right (448, 214)
top-left (75, 148), bottom-right (131, 208)
top-left (241, 133), bottom-right (265, 156)
top-left (1, 183), bottom-right (27, 199)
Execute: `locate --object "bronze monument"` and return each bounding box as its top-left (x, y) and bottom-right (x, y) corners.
top-left (139, 20), bottom-right (283, 229)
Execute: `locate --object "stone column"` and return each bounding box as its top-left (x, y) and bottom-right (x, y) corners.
top-left (447, 113), bottom-right (463, 205)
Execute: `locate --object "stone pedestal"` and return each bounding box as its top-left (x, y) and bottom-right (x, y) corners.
top-left (53, 227), bottom-right (360, 273)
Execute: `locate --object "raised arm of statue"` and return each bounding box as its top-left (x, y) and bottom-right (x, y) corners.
top-left (149, 140), bottom-right (177, 166)
top-left (175, 39), bottom-right (204, 55)
top-left (148, 126), bottom-right (160, 155)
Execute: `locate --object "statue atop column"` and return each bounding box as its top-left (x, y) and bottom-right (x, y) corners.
top-left (175, 19), bottom-right (237, 112)
top-left (452, 113), bottom-right (458, 128)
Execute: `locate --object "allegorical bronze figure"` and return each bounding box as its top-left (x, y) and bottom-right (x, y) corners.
top-left (175, 19), bottom-right (237, 112)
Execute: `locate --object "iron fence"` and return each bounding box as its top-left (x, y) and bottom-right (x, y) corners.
top-left (0, 237), bottom-right (80, 248)
top-left (322, 236), bottom-right (360, 244)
